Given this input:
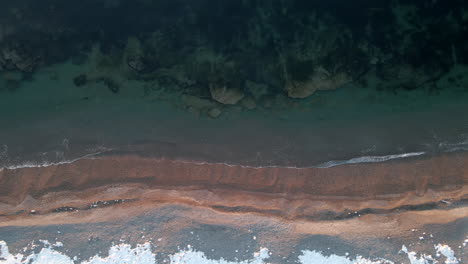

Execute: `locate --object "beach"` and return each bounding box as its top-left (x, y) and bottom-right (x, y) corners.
top-left (0, 152), bottom-right (467, 263)
top-left (1, 1), bottom-right (467, 262)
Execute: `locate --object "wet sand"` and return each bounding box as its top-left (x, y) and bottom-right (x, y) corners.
top-left (0, 201), bottom-right (466, 263)
top-left (0, 151), bottom-right (467, 224)
top-left (0, 152), bottom-right (467, 263)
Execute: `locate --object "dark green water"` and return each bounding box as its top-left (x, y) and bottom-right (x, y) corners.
top-left (0, 0), bottom-right (468, 168)
top-left (1, 62), bottom-right (467, 168)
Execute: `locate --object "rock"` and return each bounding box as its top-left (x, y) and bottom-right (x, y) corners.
top-left (286, 67), bottom-right (350, 98)
top-left (99, 77), bottom-right (120, 93)
top-left (181, 95), bottom-right (216, 110)
top-left (124, 37), bottom-right (147, 73)
top-left (127, 55), bottom-right (146, 72)
top-left (209, 84), bottom-right (245, 105)
top-left (246, 80), bottom-right (269, 100)
top-left (377, 63), bottom-right (431, 89)
top-left (207, 107), bottom-right (222, 118)
top-left (0, 42), bottom-right (42, 72)
top-left (240, 96), bottom-right (257, 110)
top-left (73, 74), bottom-right (88, 87)
top-left (186, 106), bottom-right (201, 118)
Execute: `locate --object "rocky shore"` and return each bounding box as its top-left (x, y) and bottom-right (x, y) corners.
top-left (1, 0), bottom-right (468, 117)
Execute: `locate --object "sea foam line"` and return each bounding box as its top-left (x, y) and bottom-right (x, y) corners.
top-left (0, 151), bottom-right (429, 172)
top-left (315, 151), bottom-right (426, 168)
top-left (0, 151), bottom-right (106, 172)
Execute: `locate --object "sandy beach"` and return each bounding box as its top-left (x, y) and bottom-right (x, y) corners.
top-left (1, 151), bottom-right (466, 224)
top-left (0, 152), bottom-right (467, 263)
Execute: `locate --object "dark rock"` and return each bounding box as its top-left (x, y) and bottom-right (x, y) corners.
top-left (102, 78), bottom-right (120, 93)
top-left (73, 74), bottom-right (88, 87)
top-left (0, 42), bottom-right (43, 72)
top-left (53, 206), bottom-right (78, 213)
top-left (127, 55), bottom-right (147, 72)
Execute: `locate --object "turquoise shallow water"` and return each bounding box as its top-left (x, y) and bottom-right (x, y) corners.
top-left (1, 62), bottom-right (468, 168)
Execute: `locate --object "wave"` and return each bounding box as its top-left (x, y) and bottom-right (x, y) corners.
top-left (438, 139), bottom-right (468, 153)
top-left (3, 137), bottom-right (468, 171)
top-left (0, 150), bottom-right (429, 172)
top-left (315, 152), bottom-right (426, 168)
top-left (0, 151), bottom-right (106, 172)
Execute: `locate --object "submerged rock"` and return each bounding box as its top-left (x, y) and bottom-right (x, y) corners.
top-left (240, 96), bottom-right (257, 110)
top-left (124, 37), bottom-right (148, 73)
top-left (377, 62), bottom-right (435, 90)
top-left (207, 107), bottom-right (222, 118)
top-left (102, 78), bottom-right (120, 93)
top-left (127, 55), bottom-right (146, 72)
top-left (286, 67), bottom-right (350, 99)
top-left (0, 42), bottom-right (42, 72)
top-left (73, 74), bottom-right (88, 87)
top-left (246, 80), bottom-right (269, 100)
top-left (181, 94), bottom-right (217, 111)
top-left (209, 84), bottom-right (245, 105)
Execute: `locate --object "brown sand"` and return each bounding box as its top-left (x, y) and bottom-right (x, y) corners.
top-left (0, 152), bottom-right (467, 227)
top-left (1, 152), bottom-right (467, 200)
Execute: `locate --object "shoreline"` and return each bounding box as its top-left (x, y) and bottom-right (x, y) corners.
top-left (0, 149), bottom-right (431, 172)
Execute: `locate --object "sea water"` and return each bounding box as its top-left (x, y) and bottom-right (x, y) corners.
top-left (1, 62), bottom-right (468, 170)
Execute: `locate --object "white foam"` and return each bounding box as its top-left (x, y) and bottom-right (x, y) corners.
top-left (0, 240), bottom-right (24, 264)
top-left (401, 245), bottom-right (436, 264)
top-left (0, 151), bottom-right (105, 172)
top-left (0, 241), bottom-right (267, 264)
top-left (1, 148), bottom-right (430, 172)
top-left (401, 244), bottom-right (460, 264)
top-left (82, 243), bottom-right (155, 264)
top-left (298, 250), bottom-right (393, 264)
top-left (23, 248), bottom-right (74, 264)
top-left (435, 244), bottom-right (459, 264)
top-left (438, 139), bottom-right (468, 153)
top-left (0, 240), bottom-right (463, 264)
top-left (315, 152), bottom-right (426, 168)
top-left (163, 151), bottom-right (428, 170)
top-left (0, 241), bottom-right (155, 264)
top-left (170, 247), bottom-right (269, 264)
